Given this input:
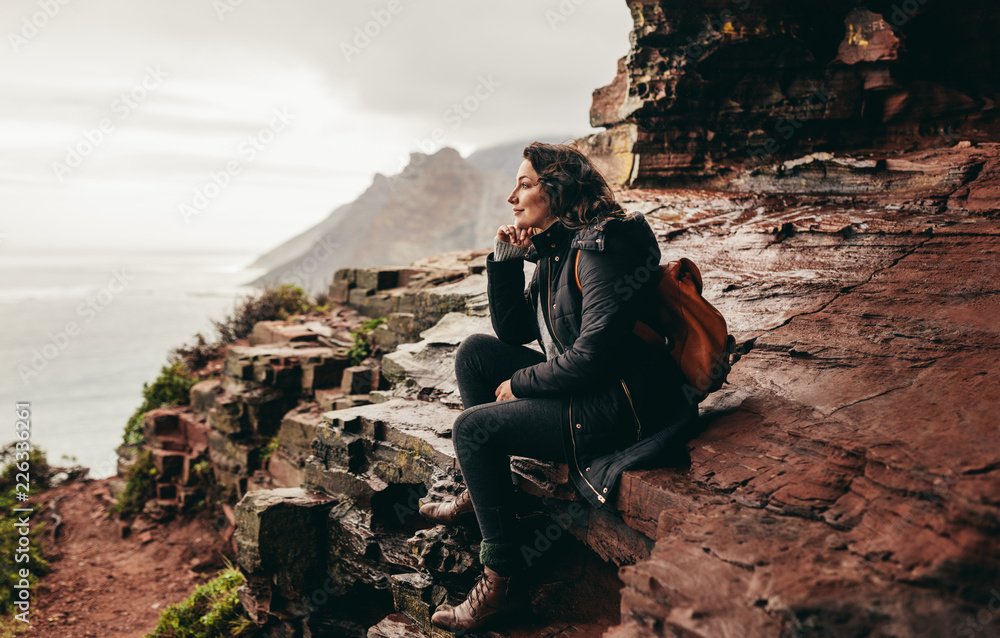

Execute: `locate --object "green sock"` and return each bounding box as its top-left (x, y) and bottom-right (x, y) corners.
top-left (479, 540), bottom-right (526, 577)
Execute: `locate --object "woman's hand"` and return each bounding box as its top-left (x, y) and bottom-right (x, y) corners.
top-left (496, 224), bottom-right (532, 249)
top-left (495, 379), bottom-right (517, 401)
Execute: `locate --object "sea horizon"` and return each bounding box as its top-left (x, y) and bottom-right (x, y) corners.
top-left (1, 247), bottom-right (268, 479)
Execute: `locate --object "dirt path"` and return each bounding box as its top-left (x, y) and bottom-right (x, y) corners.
top-left (9, 477), bottom-right (231, 638)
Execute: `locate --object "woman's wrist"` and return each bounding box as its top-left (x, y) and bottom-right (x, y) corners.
top-left (493, 236), bottom-right (529, 261)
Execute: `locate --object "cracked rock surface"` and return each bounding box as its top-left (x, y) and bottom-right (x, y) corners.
top-left (608, 144), bottom-right (1000, 637)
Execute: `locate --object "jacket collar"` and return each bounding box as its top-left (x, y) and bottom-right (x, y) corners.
top-left (523, 212), bottom-right (645, 262)
top-left (525, 219), bottom-right (573, 263)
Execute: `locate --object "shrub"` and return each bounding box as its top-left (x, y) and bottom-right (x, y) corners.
top-left (122, 362), bottom-right (198, 446)
top-left (0, 445), bottom-right (52, 619)
top-left (346, 316), bottom-right (386, 366)
top-left (145, 564), bottom-right (254, 638)
top-left (113, 449), bottom-right (157, 520)
top-left (258, 435), bottom-right (280, 466)
top-left (212, 284), bottom-right (316, 345)
top-left (168, 332), bottom-right (227, 375)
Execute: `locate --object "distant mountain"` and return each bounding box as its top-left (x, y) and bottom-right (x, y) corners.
top-left (246, 147), bottom-right (515, 295)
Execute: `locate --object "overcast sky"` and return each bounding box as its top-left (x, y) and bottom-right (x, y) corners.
top-left (0, 1), bottom-right (633, 255)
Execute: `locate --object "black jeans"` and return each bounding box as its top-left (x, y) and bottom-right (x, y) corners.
top-left (452, 333), bottom-right (567, 545)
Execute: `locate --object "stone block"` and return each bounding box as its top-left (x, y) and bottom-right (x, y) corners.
top-left (223, 351), bottom-right (255, 381)
top-left (332, 268), bottom-right (356, 285)
top-left (311, 427), bottom-right (367, 475)
top-left (371, 324), bottom-right (400, 351)
top-left (234, 488), bottom-right (335, 600)
top-left (302, 463), bottom-right (388, 511)
top-left (277, 407), bottom-right (326, 457)
top-left (208, 393), bottom-right (248, 435)
top-left (348, 287), bottom-right (374, 307)
top-left (242, 387), bottom-right (297, 437)
top-left (314, 388), bottom-right (345, 412)
top-left (208, 430), bottom-right (257, 477)
top-left (334, 394), bottom-right (372, 410)
top-left (267, 451), bottom-right (305, 489)
top-left (342, 366), bottom-right (373, 395)
top-left (367, 613), bottom-right (426, 638)
top-left (236, 573), bottom-right (272, 625)
top-left (355, 268), bottom-right (399, 291)
top-left (302, 354), bottom-right (350, 393)
top-left (143, 408), bottom-right (187, 452)
top-left (510, 458), bottom-right (578, 501)
top-left (252, 356), bottom-right (302, 390)
top-left (407, 526), bottom-right (478, 575)
top-left (326, 503), bottom-right (387, 593)
top-left (329, 280), bottom-right (352, 304)
top-left (189, 379), bottom-right (221, 416)
top-left (389, 572), bottom-right (448, 635)
top-left (180, 413), bottom-right (211, 455)
top-left (151, 449), bottom-right (184, 478)
top-left (249, 321), bottom-right (319, 346)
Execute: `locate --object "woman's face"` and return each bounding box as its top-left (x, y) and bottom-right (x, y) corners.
top-left (507, 159), bottom-right (556, 232)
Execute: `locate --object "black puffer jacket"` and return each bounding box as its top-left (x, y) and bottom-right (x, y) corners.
top-left (486, 211), bottom-right (698, 509)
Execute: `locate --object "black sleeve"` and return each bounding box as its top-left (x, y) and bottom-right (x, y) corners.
top-left (486, 252), bottom-right (541, 346)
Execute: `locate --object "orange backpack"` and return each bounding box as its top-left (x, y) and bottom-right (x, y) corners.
top-left (574, 252), bottom-right (737, 403)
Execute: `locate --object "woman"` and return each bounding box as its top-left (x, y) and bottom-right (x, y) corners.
top-left (423, 142), bottom-right (698, 632)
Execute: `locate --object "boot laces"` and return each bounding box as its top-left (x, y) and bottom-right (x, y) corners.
top-left (468, 570), bottom-right (494, 614)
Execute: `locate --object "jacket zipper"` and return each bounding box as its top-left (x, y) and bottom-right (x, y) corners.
top-left (620, 379), bottom-right (642, 441)
top-left (547, 252), bottom-right (605, 504)
top-left (568, 396), bottom-right (605, 504)
top-left (546, 256), bottom-right (566, 354)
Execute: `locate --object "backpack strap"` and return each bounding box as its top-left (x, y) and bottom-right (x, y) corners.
top-left (575, 248), bottom-right (666, 346)
top-left (574, 249), bottom-right (582, 292)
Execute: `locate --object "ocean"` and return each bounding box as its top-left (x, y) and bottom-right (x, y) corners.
top-left (0, 249), bottom-right (266, 479)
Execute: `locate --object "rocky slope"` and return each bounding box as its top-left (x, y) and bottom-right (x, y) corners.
top-left (79, 2), bottom-right (1000, 635)
top-left (112, 141), bottom-right (993, 638)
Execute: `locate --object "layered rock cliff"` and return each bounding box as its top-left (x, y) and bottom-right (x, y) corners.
top-left (581, 0), bottom-right (1000, 187)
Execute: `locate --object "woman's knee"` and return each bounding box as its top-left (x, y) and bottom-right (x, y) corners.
top-left (456, 333), bottom-right (498, 363)
top-left (452, 405), bottom-right (503, 453)
top-left (455, 333), bottom-right (497, 376)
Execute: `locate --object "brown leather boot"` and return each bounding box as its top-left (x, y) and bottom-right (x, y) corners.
top-left (430, 566), bottom-right (524, 631)
top-left (419, 489), bottom-right (475, 525)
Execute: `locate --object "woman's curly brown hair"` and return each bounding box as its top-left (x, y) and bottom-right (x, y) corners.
top-left (523, 142), bottom-right (626, 231)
